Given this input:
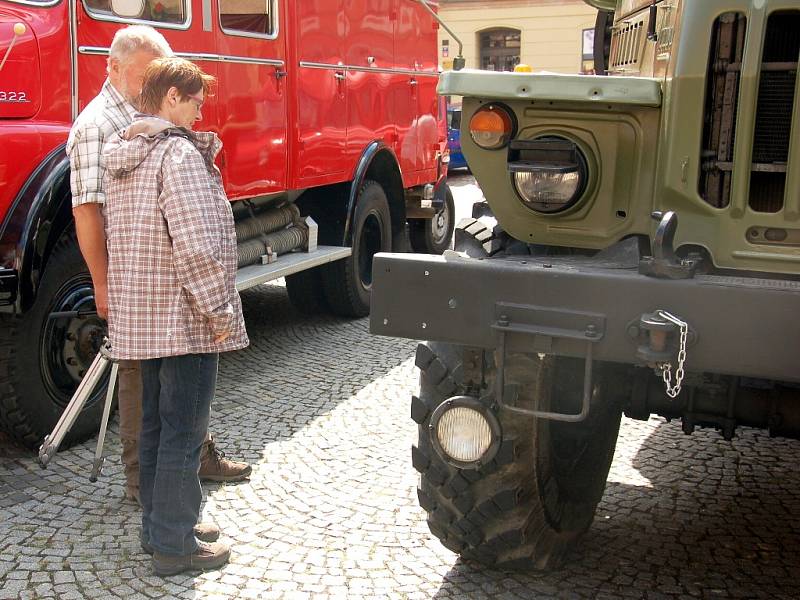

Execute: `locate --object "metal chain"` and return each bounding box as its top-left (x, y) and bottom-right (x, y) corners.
top-left (655, 310), bottom-right (688, 399)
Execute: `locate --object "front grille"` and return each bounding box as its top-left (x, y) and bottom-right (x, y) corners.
top-left (699, 13), bottom-right (747, 208)
top-left (752, 71), bottom-right (796, 163)
top-left (609, 19), bottom-right (645, 70)
top-left (749, 11), bottom-right (800, 213)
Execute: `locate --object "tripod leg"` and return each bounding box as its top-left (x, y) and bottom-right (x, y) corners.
top-left (38, 353), bottom-right (110, 468)
top-left (90, 362), bottom-right (118, 482)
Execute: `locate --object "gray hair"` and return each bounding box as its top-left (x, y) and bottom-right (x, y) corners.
top-left (108, 25), bottom-right (173, 72)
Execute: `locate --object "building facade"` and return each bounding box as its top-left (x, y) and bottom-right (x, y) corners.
top-left (438, 0), bottom-right (598, 74)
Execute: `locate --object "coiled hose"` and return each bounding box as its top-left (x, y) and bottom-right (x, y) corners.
top-left (237, 226), bottom-right (309, 268)
top-left (235, 204), bottom-right (300, 243)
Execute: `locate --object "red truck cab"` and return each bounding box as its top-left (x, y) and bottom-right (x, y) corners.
top-left (0, 0), bottom-right (453, 447)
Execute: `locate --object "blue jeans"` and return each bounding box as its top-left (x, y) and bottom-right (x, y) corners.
top-left (139, 353), bottom-right (219, 556)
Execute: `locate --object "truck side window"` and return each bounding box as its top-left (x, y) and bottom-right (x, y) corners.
top-left (83, 0), bottom-right (188, 26)
top-left (219, 0), bottom-right (274, 36)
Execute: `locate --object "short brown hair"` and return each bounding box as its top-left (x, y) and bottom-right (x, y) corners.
top-left (138, 57), bottom-right (215, 115)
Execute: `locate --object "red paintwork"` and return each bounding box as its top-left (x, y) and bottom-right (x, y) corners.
top-left (0, 0), bottom-right (441, 219)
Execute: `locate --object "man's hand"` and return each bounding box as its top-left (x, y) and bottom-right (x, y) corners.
top-left (94, 283), bottom-right (109, 320)
top-left (214, 331), bottom-right (230, 344)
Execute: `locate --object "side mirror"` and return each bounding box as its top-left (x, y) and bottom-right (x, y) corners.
top-left (110, 0), bottom-right (145, 18)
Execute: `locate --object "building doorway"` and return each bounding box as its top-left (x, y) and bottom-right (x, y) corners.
top-left (479, 28), bottom-right (521, 71)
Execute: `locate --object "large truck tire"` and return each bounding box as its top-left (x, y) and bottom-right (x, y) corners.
top-left (0, 231), bottom-right (112, 449)
top-left (453, 217), bottom-right (505, 258)
top-left (285, 268), bottom-right (328, 314)
top-left (412, 341), bottom-right (622, 570)
top-left (409, 185), bottom-right (455, 254)
top-left (322, 180), bottom-right (391, 318)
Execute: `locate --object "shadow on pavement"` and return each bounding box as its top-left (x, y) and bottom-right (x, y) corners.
top-left (431, 418), bottom-right (800, 599)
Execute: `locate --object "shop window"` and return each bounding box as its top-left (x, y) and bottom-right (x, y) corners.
top-left (479, 28), bottom-right (520, 72)
top-left (219, 0), bottom-right (275, 36)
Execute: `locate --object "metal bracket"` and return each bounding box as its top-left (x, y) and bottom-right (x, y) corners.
top-left (305, 216), bottom-right (318, 252)
top-left (639, 211), bottom-right (699, 279)
top-left (491, 304), bottom-right (604, 422)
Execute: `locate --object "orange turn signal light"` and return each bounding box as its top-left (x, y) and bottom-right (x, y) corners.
top-left (469, 105), bottom-right (514, 150)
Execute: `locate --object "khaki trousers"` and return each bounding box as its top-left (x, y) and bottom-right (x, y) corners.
top-left (118, 360), bottom-right (212, 493)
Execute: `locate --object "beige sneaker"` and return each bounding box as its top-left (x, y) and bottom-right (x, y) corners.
top-left (199, 438), bottom-right (252, 482)
top-left (152, 540), bottom-right (231, 576)
top-left (141, 523), bottom-right (220, 555)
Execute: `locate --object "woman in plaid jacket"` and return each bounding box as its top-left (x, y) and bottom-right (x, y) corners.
top-left (103, 57), bottom-right (248, 576)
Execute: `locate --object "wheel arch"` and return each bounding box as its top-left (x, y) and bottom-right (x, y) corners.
top-left (0, 144), bottom-right (74, 313)
top-left (346, 141), bottom-right (404, 247)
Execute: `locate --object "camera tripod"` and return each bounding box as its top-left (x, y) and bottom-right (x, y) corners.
top-left (38, 337), bottom-right (118, 483)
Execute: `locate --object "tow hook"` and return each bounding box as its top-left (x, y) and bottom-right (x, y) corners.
top-left (629, 310), bottom-right (696, 398)
top-left (639, 211), bottom-right (700, 279)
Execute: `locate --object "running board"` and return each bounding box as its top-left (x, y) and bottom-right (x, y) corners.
top-left (235, 246), bottom-right (351, 292)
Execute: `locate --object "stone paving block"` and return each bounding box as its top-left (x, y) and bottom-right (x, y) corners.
top-left (1, 274), bottom-right (800, 598)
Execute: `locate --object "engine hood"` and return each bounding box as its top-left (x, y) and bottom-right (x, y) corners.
top-left (0, 17), bottom-right (41, 119)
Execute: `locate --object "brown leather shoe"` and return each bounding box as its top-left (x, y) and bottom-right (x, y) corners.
top-left (141, 523), bottom-right (220, 555)
top-left (152, 540), bottom-right (231, 576)
top-left (199, 438), bottom-right (252, 482)
top-left (124, 486), bottom-right (141, 507)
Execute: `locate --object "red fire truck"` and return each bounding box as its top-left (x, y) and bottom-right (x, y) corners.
top-left (0, 0), bottom-right (453, 448)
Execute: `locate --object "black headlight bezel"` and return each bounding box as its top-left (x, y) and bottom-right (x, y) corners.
top-left (428, 395), bottom-right (502, 470)
top-left (508, 136), bottom-right (590, 214)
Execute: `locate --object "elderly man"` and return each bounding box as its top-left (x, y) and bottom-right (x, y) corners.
top-left (66, 25), bottom-right (251, 507)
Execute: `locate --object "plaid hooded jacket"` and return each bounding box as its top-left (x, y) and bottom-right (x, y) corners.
top-left (102, 116), bottom-right (249, 360)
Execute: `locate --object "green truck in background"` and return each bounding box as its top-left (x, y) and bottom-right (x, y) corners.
top-left (371, 0), bottom-right (800, 570)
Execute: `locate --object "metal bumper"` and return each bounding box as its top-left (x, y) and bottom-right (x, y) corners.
top-left (369, 252), bottom-right (800, 383)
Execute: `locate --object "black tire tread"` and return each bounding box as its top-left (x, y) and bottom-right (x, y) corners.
top-left (454, 218), bottom-right (505, 258)
top-left (322, 180), bottom-right (390, 318)
top-left (0, 230), bottom-right (113, 450)
top-left (414, 341), bottom-right (621, 571)
top-left (285, 268), bottom-right (328, 314)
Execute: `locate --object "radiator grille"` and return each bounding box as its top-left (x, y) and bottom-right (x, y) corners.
top-left (752, 71), bottom-right (795, 163)
top-left (749, 11), bottom-right (800, 213)
top-left (699, 13), bottom-right (746, 208)
top-left (610, 20), bottom-right (645, 70)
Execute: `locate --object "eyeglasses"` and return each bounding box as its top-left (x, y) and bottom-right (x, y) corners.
top-left (187, 93), bottom-right (204, 109)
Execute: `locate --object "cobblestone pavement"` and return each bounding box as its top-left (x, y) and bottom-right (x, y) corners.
top-left (1, 176), bottom-right (799, 599)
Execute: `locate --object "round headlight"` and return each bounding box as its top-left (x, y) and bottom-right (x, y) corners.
top-left (469, 104), bottom-right (515, 150)
top-left (437, 407), bottom-right (491, 462)
top-left (429, 396), bottom-right (501, 468)
top-left (510, 136), bottom-right (589, 214)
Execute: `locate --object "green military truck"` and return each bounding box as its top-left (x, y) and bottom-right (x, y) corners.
top-left (370, 0), bottom-right (800, 570)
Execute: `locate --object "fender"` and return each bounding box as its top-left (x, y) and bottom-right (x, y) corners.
top-left (0, 144), bottom-right (72, 313)
top-left (344, 140), bottom-right (404, 245)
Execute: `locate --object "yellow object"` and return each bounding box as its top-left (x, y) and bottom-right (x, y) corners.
top-left (13, 23), bottom-right (26, 36)
top-left (514, 64), bottom-right (533, 73)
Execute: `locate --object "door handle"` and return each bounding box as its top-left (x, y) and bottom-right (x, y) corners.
top-left (334, 72), bottom-right (346, 81)
top-left (409, 78), bottom-right (418, 86)
top-left (274, 69), bottom-right (288, 79)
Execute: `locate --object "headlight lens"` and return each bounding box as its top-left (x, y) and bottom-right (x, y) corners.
top-left (436, 406), bottom-right (492, 463)
top-left (469, 104), bottom-right (515, 150)
top-left (509, 136), bottom-right (589, 213)
top-left (513, 170), bottom-right (582, 213)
